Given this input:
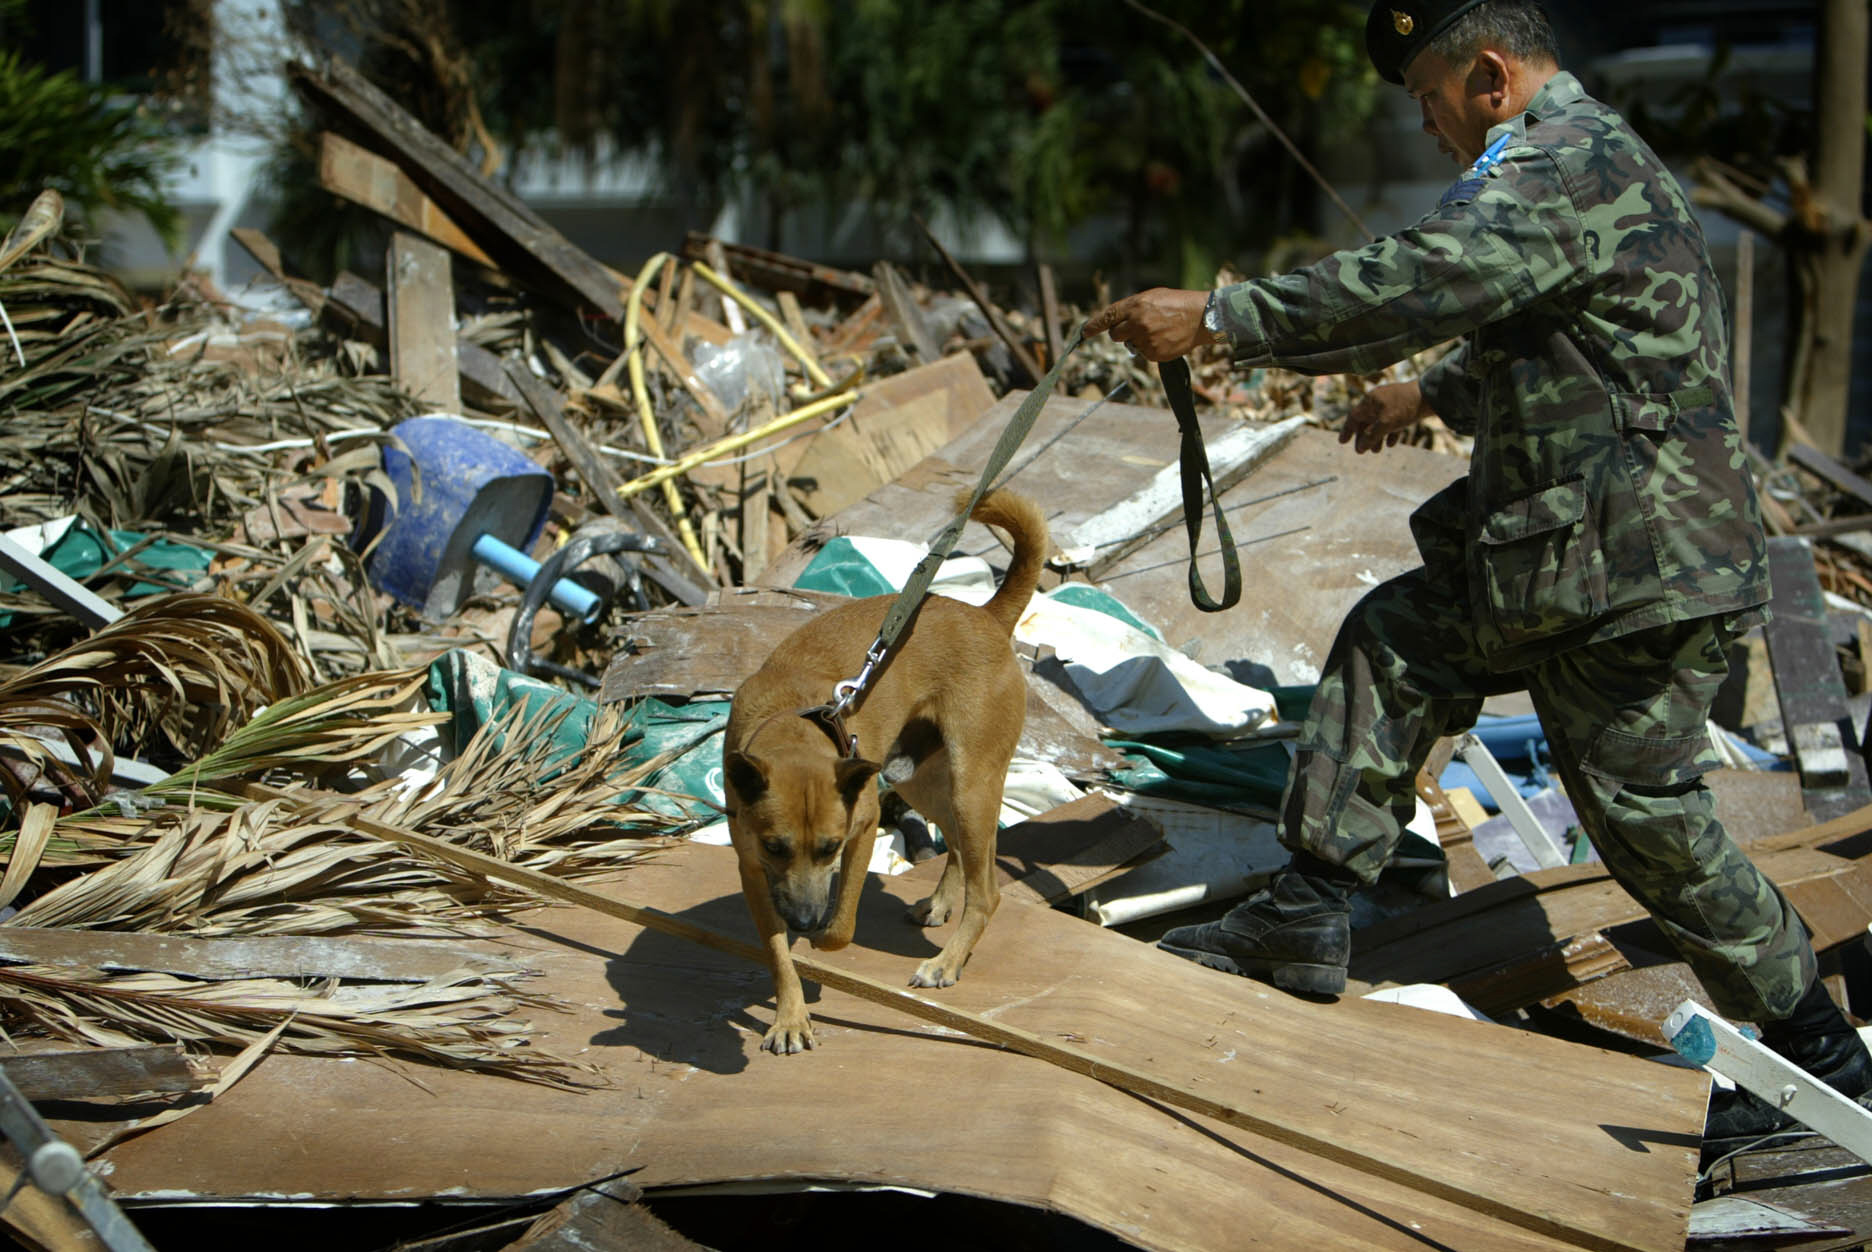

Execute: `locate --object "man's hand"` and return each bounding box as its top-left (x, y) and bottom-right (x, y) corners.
top-left (1341, 381), bottom-right (1430, 454)
top-left (1083, 288), bottom-right (1217, 362)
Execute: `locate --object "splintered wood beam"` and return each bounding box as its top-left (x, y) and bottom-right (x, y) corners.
top-left (319, 131), bottom-right (495, 268)
top-left (912, 212), bottom-right (1044, 385)
top-left (0, 1046), bottom-right (204, 1101)
top-left (291, 56), bottom-right (625, 321)
top-left (679, 231), bottom-right (874, 300)
top-left (1036, 260), bottom-right (1065, 366)
top-left (386, 232), bottom-right (461, 412)
top-left (1763, 535), bottom-right (1872, 817)
top-left (242, 780), bottom-right (1656, 1252)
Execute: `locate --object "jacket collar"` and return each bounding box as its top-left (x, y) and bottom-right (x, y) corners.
top-left (1484, 69), bottom-right (1584, 147)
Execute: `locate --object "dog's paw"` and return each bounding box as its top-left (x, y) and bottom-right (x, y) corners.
top-left (910, 957), bottom-right (960, 989)
top-left (760, 1017), bottom-right (816, 1055)
top-left (909, 896), bottom-right (953, 927)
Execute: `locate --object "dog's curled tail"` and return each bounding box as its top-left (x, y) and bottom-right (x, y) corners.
top-left (966, 488), bottom-right (1051, 637)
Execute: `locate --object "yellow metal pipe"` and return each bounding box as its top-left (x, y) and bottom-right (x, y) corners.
top-left (615, 389), bottom-right (858, 502)
top-left (624, 253), bottom-right (708, 570)
top-left (691, 260), bottom-right (834, 391)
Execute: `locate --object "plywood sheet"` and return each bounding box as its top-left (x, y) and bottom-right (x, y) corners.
top-left (762, 390), bottom-right (1464, 686)
top-left (93, 841), bottom-right (1704, 1252)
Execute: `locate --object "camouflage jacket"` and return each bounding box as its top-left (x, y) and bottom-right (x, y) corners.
top-left (1209, 71), bottom-right (1768, 670)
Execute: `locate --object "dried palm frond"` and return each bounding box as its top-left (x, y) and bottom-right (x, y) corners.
top-left (0, 592), bottom-right (307, 808)
top-left (153, 666), bottom-right (439, 792)
top-left (0, 690), bottom-right (682, 1085)
top-left (10, 695), bottom-right (680, 937)
top-left (0, 961), bottom-right (591, 1089)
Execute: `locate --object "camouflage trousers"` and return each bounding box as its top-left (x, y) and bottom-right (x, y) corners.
top-left (1279, 562), bottom-right (1813, 1023)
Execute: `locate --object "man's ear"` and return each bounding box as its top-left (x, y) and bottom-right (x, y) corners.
top-left (834, 757), bottom-right (883, 808)
top-left (724, 751), bottom-right (769, 805)
top-left (1473, 49), bottom-right (1510, 107)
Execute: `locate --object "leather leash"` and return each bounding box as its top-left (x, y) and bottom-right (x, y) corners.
top-left (815, 327), bottom-right (1240, 734)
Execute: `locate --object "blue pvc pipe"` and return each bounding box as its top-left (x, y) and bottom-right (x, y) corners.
top-left (471, 534), bottom-right (602, 623)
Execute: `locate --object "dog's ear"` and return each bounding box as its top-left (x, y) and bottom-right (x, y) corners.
top-left (834, 756), bottom-right (883, 808)
top-left (724, 751), bottom-right (769, 805)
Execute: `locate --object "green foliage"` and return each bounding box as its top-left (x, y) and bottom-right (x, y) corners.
top-left (282, 0), bottom-right (1387, 287)
top-left (0, 47), bottom-right (184, 247)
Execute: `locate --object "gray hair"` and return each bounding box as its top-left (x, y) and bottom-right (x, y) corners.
top-left (1425, 0), bottom-right (1560, 69)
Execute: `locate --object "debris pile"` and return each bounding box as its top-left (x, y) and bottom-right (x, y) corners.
top-left (5, 50), bottom-right (1872, 1252)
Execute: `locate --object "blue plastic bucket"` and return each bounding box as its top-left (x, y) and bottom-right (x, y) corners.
top-left (357, 417), bottom-right (553, 619)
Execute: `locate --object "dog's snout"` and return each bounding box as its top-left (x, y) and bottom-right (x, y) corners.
top-left (773, 872), bottom-right (839, 934)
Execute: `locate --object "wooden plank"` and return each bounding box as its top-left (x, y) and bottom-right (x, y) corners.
top-left (871, 261), bottom-right (941, 362)
top-left (1036, 260), bottom-right (1065, 366)
top-left (290, 56), bottom-right (626, 321)
top-left (679, 232), bottom-right (874, 300)
top-left (775, 290), bottom-right (820, 375)
top-left (0, 927), bottom-right (511, 983)
top-left (386, 232), bottom-right (461, 412)
top-left (210, 787), bottom-right (1695, 1252)
top-left (318, 131), bottom-right (495, 267)
top-left (738, 460), bottom-right (772, 584)
top-left (601, 588), bottom-right (838, 702)
top-left (822, 291), bottom-right (883, 356)
top-left (1353, 842), bottom-right (1872, 1018)
top-left (896, 792), bottom-right (1165, 907)
top-left (1416, 770), bottom-right (1497, 892)
top-left (325, 269), bottom-right (519, 411)
top-left (1791, 443), bottom-right (1872, 514)
top-left (913, 213), bottom-right (1043, 385)
top-left (1764, 535), bottom-right (1872, 817)
top-left (503, 360), bottom-right (630, 520)
top-left (0, 1046), bottom-right (203, 1100)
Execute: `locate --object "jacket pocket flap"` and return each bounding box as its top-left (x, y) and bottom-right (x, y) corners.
top-left (1481, 479), bottom-right (1586, 544)
top-left (1615, 385), bottom-right (1716, 433)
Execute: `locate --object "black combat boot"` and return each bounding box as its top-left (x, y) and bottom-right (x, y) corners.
top-left (1156, 851), bottom-right (1355, 995)
top-left (1701, 978), bottom-right (1872, 1158)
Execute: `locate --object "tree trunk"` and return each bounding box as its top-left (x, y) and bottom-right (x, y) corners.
top-left (1786, 0), bottom-right (1870, 456)
top-left (1694, 0), bottom-right (1869, 458)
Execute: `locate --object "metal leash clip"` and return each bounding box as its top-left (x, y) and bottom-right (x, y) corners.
top-left (829, 636), bottom-right (890, 722)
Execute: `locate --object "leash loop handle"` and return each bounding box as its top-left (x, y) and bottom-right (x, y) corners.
top-left (1159, 356), bottom-right (1241, 612)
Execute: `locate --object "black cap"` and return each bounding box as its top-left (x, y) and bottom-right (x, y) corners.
top-left (1366, 0), bottom-right (1489, 84)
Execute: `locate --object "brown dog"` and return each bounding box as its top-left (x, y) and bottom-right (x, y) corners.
top-left (721, 488), bottom-right (1049, 1054)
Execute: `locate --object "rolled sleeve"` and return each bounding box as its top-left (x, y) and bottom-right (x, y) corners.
top-left (1210, 149), bottom-right (1589, 378)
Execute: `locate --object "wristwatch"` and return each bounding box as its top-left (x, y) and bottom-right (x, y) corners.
top-left (1202, 289), bottom-right (1227, 344)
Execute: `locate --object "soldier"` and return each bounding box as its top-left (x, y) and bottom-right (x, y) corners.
top-left (1084, 0), bottom-right (1869, 1153)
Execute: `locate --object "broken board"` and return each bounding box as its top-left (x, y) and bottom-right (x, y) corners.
top-left (89, 840), bottom-right (1704, 1252)
top-left (761, 389), bottom-right (1463, 687)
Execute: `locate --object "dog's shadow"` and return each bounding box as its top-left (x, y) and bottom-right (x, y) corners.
top-left (591, 870), bottom-right (945, 1075)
